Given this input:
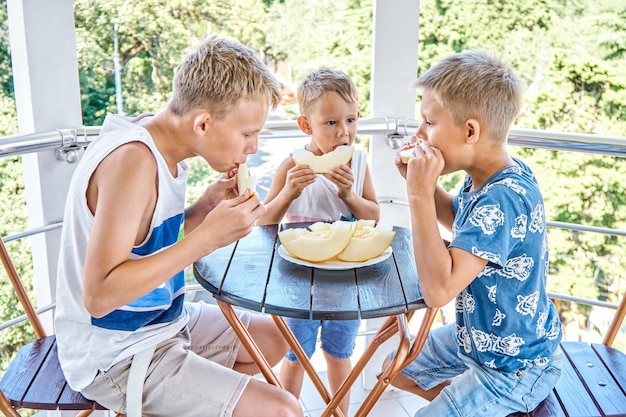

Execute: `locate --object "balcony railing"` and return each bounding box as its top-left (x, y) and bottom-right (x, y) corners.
top-left (2, 118), bottom-right (626, 160)
top-left (1, 118), bottom-right (625, 342)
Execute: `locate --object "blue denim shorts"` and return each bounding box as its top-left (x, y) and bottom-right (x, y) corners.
top-left (284, 317), bottom-right (360, 361)
top-left (394, 324), bottom-right (562, 417)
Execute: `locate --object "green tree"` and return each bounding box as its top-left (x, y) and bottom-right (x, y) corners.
top-left (265, 0), bottom-right (373, 115)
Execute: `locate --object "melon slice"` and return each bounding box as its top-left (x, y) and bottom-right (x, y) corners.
top-left (292, 145), bottom-right (354, 173)
top-left (278, 220), bottom-right (354, 262)
top-left (337, 220), bottom-right (396, 262)
top-left (237, 164), bottom-right (256, 196)
top-left (400, 147), bottom-right (414, 164)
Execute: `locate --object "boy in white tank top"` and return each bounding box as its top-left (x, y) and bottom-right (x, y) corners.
top-left (257, 68), bottom-right (380, 416)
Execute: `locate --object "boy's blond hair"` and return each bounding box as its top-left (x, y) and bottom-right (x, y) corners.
top-left (297, 68), bottom-right (358, 116)
top-left (169, 36), bottom-right (281, 119)
top-left (416, 50), bottom-right (526, 144)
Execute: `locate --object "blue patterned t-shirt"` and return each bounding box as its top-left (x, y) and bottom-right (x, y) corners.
top-left (450, 158), bottom-right (562, 372)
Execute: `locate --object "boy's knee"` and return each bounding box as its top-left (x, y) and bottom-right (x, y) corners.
top-left (275, 389), bottom-right (304, 417)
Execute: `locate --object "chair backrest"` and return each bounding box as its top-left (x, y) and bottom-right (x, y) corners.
top-left (603, 292), bottom-right (626, 346)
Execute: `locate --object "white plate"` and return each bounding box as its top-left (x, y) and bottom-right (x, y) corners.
top-left (277, 245), bottom-right (393, 270)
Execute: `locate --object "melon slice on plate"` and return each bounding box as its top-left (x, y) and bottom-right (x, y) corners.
top-left (278, 220), bottom-right (354, 262)
top-left (337, 219), bottom-right (396, 262)
top-left (292, 145), bottom-right (354, 173)
top-left (237, 164), bottom-right (256, 196)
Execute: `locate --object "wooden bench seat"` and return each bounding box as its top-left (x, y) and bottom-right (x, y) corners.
top-left (508, 342), bottom-right (626, 417)
top-left (0, 235), bottom-right (122, 416)
top-left (0, 335), bottom-right (105, 412)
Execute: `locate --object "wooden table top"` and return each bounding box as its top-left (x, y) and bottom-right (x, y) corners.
top-left (193, 222), bottom-right (425, 320)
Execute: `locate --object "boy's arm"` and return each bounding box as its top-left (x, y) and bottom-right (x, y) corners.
top-left (395, 143), bottom-right (454, 228)
top-left (82, 144), bottom-right (262, 318)
top-left (405, 142), bottom-right (487, 307)
top-left (433, 185), bottom-right (455, 231)
top-left (256, 157), bottom-right (316, 225)
top-left (330, 163), bottom-right (380, 222)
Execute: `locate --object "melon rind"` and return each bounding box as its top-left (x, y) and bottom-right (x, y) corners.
top-left (336, 222), bottom-right (396, 262)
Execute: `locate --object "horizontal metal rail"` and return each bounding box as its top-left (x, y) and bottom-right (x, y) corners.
top-left (2, 118), bottom-right (625, 159)
top-left (0, 303), bottom-right (55, 332)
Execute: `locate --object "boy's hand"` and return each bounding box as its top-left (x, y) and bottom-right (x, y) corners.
top-left (395, 137), bottom-right (420, 178)
top-left (284, 164), bottom-right (316, 199)
top-left (197, 191), bottom-right (265, 250)
top-left (328, 164), bottom-right (354, 199)
top-left (200, 169), bottom-right (238, 211)
top-left (406, 140), bottom-right (445, 199)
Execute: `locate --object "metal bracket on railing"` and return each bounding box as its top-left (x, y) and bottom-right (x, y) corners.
top-left (54, 128), bottom-right (87, 164)
top-left (383, 117), bottom-right (422, 149)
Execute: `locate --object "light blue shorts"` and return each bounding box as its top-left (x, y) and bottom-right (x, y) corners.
top-left (284, 317), bottom-right (360, 361)
top-left (394, 324), bottom-right (562, 417)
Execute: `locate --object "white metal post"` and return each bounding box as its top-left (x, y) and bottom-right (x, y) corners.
top-left (364, 0), bottom-right (420, 389)
top-left (370, 0), bottom-right (420, 229)
top-left (7, 0), bottom-right (82, 333)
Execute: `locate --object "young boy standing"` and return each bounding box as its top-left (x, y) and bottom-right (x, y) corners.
top-left (386, 50), bottom-right (562, 416)
top-left (257, 68), bottom-right (380, 416)
top-left (54, 37), bottom-right (303, 417)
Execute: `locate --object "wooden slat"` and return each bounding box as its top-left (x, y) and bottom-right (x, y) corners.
top-left (592, 343), bottom-right (626, 398)
top-left (21, 340), bottom-right (69, 409)
top-left (390, 226), bottom-right (423, 308)
top-left (193, 241), bottom-right (236, 293)
top-left (265, 254), bottom-right (313, 318)
top-left (310, 267), bottom-right (359, 320)
top-left (553, 344), bottom-right (601, 417)
top-left (218, 225), bottom-right (278, 311)
top-left (0, 336), bottom-right (99, 411)
top-left (560, 341), bottom-right (626, 417)
top-left (0, 337), bottom-right (55, 405)
top-left (355, 253), bottom-right (407, 318)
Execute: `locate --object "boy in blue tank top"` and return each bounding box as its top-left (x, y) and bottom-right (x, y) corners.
top-left (55, 36), bottom-right (303, 417)
top-left (384, 50), bottom-right (562, 416)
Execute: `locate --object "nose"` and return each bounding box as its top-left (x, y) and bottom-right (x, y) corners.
top-left (246, 136), bottom-right (259, 155)
top-left (337, 122), bottom-right (349, 137)
top-left (416, 123), bottom-right (426, 140)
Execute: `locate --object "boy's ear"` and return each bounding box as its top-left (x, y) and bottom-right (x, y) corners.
top-left (193, 111), bottom-right (212, 135)
top-left (465, 118), bottom-right (480, 145)
top-left (297, 115), bottom-right (313, 135)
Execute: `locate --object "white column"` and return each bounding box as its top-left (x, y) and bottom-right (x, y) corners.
top-left (363, 0), bottom-right (420, 389)
top-left (370, 0), bottom-right (420, 228)
top-left (7, 0), bottom-right (82, 332)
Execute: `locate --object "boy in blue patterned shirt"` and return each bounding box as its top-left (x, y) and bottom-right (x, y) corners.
top-left (384, 50), bottom-right (562, 416)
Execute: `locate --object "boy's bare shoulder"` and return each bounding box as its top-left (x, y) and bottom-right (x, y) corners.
top-left (102, 141), bottom-right (156, 169)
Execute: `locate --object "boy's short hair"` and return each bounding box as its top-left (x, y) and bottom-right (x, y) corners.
top-left (416, 50), bottom-right (526, 144)
top-left (297, 68), bottom-right (358, 116)
top-left (169, 36), bottom-right (281, 119)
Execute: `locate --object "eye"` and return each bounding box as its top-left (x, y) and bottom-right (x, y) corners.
top-left (326, 120), bottom-right (337, 126)
top-left (347, 118), bottom-right (356, 123)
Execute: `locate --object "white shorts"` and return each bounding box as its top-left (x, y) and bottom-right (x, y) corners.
top-left (81, 301), bottom-right (252, 417)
